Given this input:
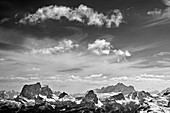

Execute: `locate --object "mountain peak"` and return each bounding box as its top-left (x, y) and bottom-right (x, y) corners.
top-left (19, 82), bottom-right (52, 99)
top-left (95, 83), bottom-right (135, 95)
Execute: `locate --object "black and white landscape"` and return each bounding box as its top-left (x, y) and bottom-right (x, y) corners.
top-left (0, 0), bottom-right (170, 112)
top-left (0, 82), bottom-right (170, 113)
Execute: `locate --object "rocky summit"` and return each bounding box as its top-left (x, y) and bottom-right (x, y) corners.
top-left (81, 90), bottom-right (98, 104)
top-left (0, 82), bottom-right (170, 113)
top-left (95, 83), bottom-right (135, 95)
top-left (19, 82), bottom-right (53, 99)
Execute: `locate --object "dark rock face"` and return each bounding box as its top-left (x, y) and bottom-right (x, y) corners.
top-left (128, 91), bottom-right (152, 101)
top-left (20, 82), bottom-right (41, 99)
top-left (58, 92), bottom-right (68, 99)
top-left (109, 93), bottom-right (125, 100)
top-left (96, 83), bottom-right (135, 95)
top-left (19, 82), bottom-right (53, 99)
top-left (81, 90), bottom-right (98, 104)
top-left (40, 86), bottom-right (53, 98)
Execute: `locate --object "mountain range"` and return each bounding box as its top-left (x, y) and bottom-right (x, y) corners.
top-left (0, 82), bottom-right (170, 113)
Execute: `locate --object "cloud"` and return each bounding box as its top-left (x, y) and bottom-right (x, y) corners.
top-left (0, 58), bottom-right (5, 61)
top-left (87, 39), bottom-right (131, 61)
top-left (147, 8), bottom-right (162, 16)
top-left (127, 43), bottom-right (159, 53)
top-left (68, 75), bottom-right (82, 81)
top-left (162, 0), bottom-right (170, 6)
top-left (85, 74), bottom-right (103, 79)
top-left (27, 39), bottom-right (79, 55)
top-left (139, 74), bottom-right (166, 78)
top-left (19, 4), bottom-right (123, 28)
top-left (154, 52), bottom-right (170, 57)
top-left (0, 75), bottom-right (28, 81)
top-left (29, 77), bottom-right (39, 80)
top-left (88, 39), bottom-right (113, 55)
top-left (143, 7), bottom-right (170, 27)
top-left (58, 68), bottom-right (82, 72)
top-left (113, 49), bottom-right (131, 57)
top-left (111, 73), bottom-right (167, 82)
top-left (26, 68), bottom-right (40, 71)
top-left (0, 18), bottom-right (10, 23)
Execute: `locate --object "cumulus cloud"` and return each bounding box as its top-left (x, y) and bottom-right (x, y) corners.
top-left (147, 8), bottom-right (162, 16)
top-left (87, 39), bottom-right (131, 60)
top-left (113, 49), bottom-right (131, 57)
top-left (88, 39), bottom-right (113, 55)
top-left (19, 4), bottom-right (123, 28)
top-left (27, 39), bottom-right (79, 55)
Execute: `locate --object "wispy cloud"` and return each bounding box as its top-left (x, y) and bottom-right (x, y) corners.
top-left (26, 68), bottom-right (40, 71)
top-left (68, 75), bottom-right (82, 81)
top-left (58, 68), bottom-right (82, 72)
top-left (0, 58), bottom-right (5, 61)
top-left (19, 4), bottom-right (123, 28)
top-left (26, 39), bottom-right (79, 55)
top-left (154, 51), bottom-right (170, 57)
top-left (111, 73), bottom-right (168, 82)
top-left (127, 42), bottom-right (160, 53)
top-left (85, 73), bottom-right (103, 79)
top-left (143, 7), bottom-right (170, 27)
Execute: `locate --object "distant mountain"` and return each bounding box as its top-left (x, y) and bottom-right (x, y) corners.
top-left (127, 91), bottom-right (153, 101)
top-left (150, 90), bottom-right (159, 95)
top-left (95, 83), bottom-right (135, 95)
top-left (0, 90), bottom-right (19, 99)
top-left (159, 87), bottom-right (170, 95)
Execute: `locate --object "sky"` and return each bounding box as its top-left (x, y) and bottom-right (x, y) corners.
top-left (1, 0), bottom-right (170, 93)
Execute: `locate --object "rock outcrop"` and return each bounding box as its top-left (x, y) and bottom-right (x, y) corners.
top-left (40, 85), bottom-right (53, 98)
top-left (109, 93), bottom-right (125, 100)
top-left (58, 92), bottom-right (68, 99)
top-left (19, 82), bottom-right (52, 99)
top-left (127, 91), bottom-right (152, 101)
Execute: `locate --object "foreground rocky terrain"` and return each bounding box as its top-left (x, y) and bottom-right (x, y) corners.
top-left (0, 82), bottom-right (170, 113)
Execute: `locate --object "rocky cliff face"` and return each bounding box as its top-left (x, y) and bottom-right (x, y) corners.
top-left (81, 90), bottom-right (98, 104)
top-left (109, 93), bottom-right (125, 100)
top-left (127, 91), bottom-right (153, 101)
top-left (40, 86), bottom-right (53, 98)
top-left (96, 83), bottom-right (135, 95)
top-left (19, 82), bottom-right (52, 99)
